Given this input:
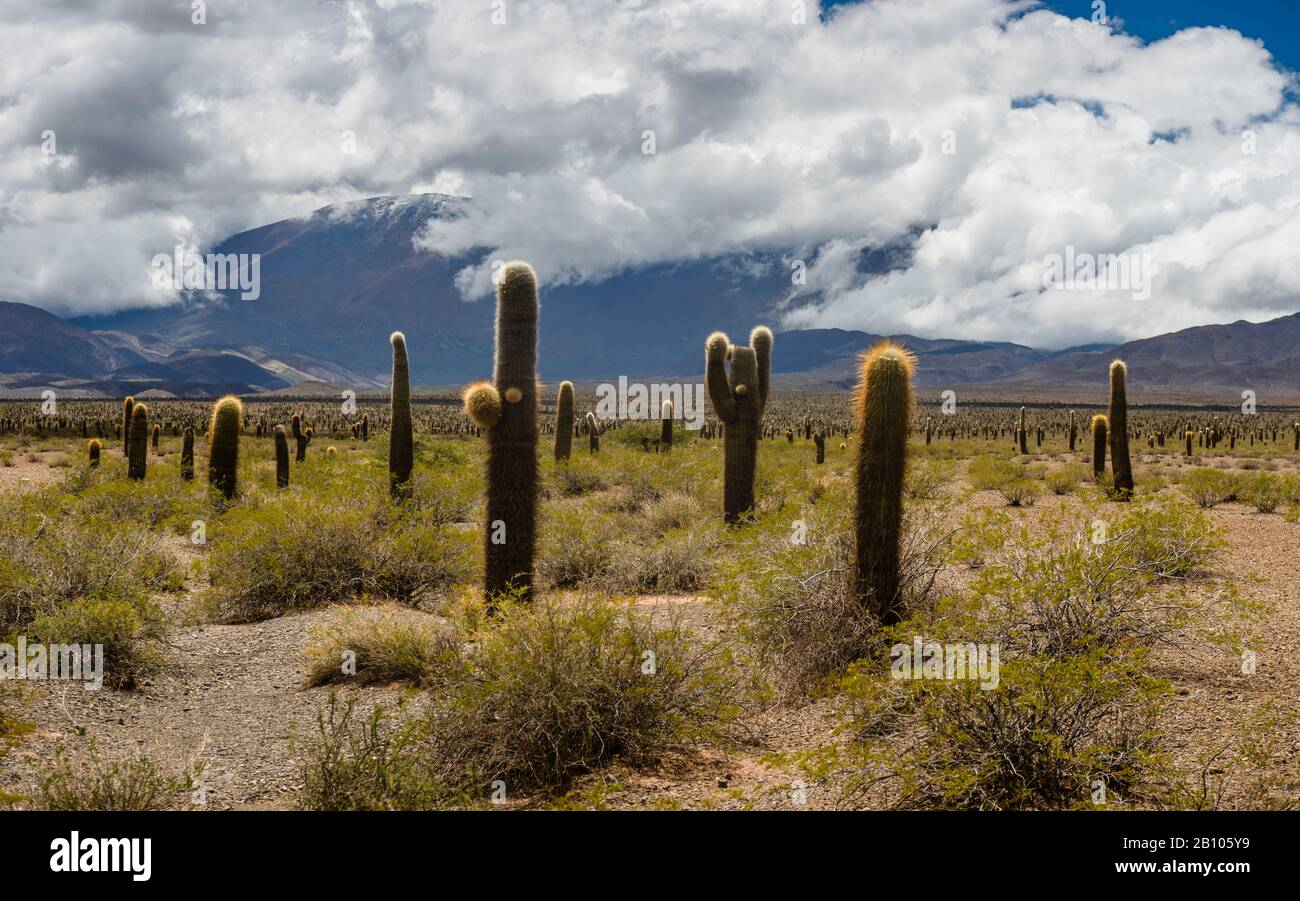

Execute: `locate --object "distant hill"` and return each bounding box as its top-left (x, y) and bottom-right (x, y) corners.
top-left (0, 301), bottom-right (141, 377)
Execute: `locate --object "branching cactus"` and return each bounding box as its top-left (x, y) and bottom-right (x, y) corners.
top-left (1091, 414), bottom-right (1108, 478)
top-left (705, 326), bottom-right (773, 524)
top-left (275, 425), bottom-right (290, 488)
top-left (661, 399), bottom-right (673, 449)
top-left (127, 403), bottom-right (149, 480)
top-left (181, 427), bottom-right (195, 480)
top-left (853, 342), bottom-right (914, 625)
top-left (554, 381), bottom-right (574, 461)
top-left (208, 395), bottom-right (243, 500)
top-left (122, 396), bottom-right (135, 456)
top-left (462, 261), bottom-right (540, 602)
top-left (389, 331), bottom-right (414, 496)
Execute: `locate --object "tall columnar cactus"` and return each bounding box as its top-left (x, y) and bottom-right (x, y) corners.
top-left (705, 326), bottom-right (773, 524)
top-left (389, 331), bottom-right (414, 497)
top-left (361, 413), bottom-right (369, 442)
top-left (586, 412), bottom-right (600, 453)
top-left (660, 399), bottom-right (673, 449)
top-left (1091, 414), bottom-right (1108, 479)
top-left (554, 381), bottom-right (574, 461)
top-left (853, 342), bottom-right (914, 625)
top-left (274, 425), bottom-right (290, 488)
top-left (1185, 430), bottom-right (1194, 456)
top-left (292, 413), bottom-right (307, 462)
top-left (1108, 360), bottom-right (1134, 499)
top-left (180, 427), bottom-right (194, 480)
top-left (814, 429), bottom-right (825, 464)
top-left (122, 396), bottom-right (135, 456)
top-left (1068, 410), bottom-right (1077, 452)
top-left (462, 261), bottom-right (540, 602)
top-left (207, 395), bottom-right (243, 500)
top-left (1017, 406), bottom-right (1028, 454)
top-left (88, 438), bottom-right (101, 468)
top-left (127, 403), bottom-right (149, 480)
top-left (151, 423), bottom-right (160, 452)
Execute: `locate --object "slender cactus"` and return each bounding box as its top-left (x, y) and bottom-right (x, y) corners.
top-left (586, 411), bottom-right (600, 454)
top-left (814, 429), bottom-right (825, 464)
top-left (275, 425), bottom-right (290, 488)
top-left (554, 381), bottom-right (574, 461)
top-left (127, 403), bottom-right (149, 480)
top-left (207, 395), bottom-right (243, 500)
top-left (1017, 406), bottom-right (1028, 454)
top-left (660, 399), bottom-right (673, 449)
top-left (1108, 360), bottom-right (1134, 499)
top-left (122, 396), bottom-right (134, 456)
top-left (705, 326), bottom-right (772, 524)
top-left (180, 427), bottom-right (194, 480)
top-left (388, 331), bottom-right (414, 497)
top-left (88, 438), bottom-right (101, 468)
top-left (1091, 414), bottom-right (1108, 479)
top-left (463, 261), bottom-right (540, 602)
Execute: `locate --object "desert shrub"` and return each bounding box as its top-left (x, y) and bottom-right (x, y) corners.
top-left (831, 648), bottom-right (1169, 810)
top-left (906, 461), bottom-right (948, 500)
top-left (1046, 464), bottom-right (1090, 495)
top-left (1238, 473), bottom-right (1284, 514)
top-left (29, 596), bottom-right (165, 688)
top-left (967, 456), bottom-right (1019, 492)
top-left (302, 607), bottom-right (461, 687)
top-left (0, 503), bottom-right (177, 630)
top-left (408, 469), bottom-right (477, 524)
top-left (551, 466), bottom-right (608, 497)
top-left (35, 746), bottom-right (198, 811)
top-left (997, 479), bottom-right (1040, 507)
top-left (1181, 468), bottom-right (1237, 508)
top-left (947, 508), bottom-right (1013, 568)
top-left (607, 529), bottom-right (717, 593)
top-left (206, 497), bottom-right (474, 622)
top-left (640, 492), bottom-right (704, 536)
top-left (300, 695), bottom-right (467, 811)
top-left (536, 502), bottom-right (615, 588)
top-left (1113, 496), bottom-right (1224, 578)
top-left (424, 595), bottom-right (738, 795)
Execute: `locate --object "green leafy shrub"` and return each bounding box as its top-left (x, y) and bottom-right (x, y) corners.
top-left (1180, 468), bottom-right (1237, 508)
top-left (35, 745), bottom-right (198, 811)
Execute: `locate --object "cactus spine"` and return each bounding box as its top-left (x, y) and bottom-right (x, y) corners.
top-left (122, 396), bottom-right (134, 456)
top-left (660, 399), bottom-right (673, 449)
top-left (705, 326), bottom-right (772, 524)
top-left (1091, 414), bottom-right (1108, 478)
top-left (127, 403), bottom-right (149, 480)
top-left (1107, 360), bottom-right (1134, 499)
top-left (180, 427), bottom-right (194, 480)
top-left (554, 381), bottom-right (574, 461)
top-left (207, 395), bottom-right (243, 500)
top-left (462, 261), bottom-right (539, 602)
top-left (388, 331), bottom-right (414, 497)
top-left (853, 342), bottom-right (914, 625)
top-left (274, 425), bottom-right (290, 488)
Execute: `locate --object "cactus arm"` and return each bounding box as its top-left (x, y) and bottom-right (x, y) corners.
top-left (705, 331), bottom-right (736, 422)
top-left (750, 326), bottom-right (773, 411)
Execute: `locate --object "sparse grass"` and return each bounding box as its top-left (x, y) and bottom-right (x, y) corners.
top-left (302, 607), bottom-right (461, 687)
top-left (32, 745), bottom-right (199, 811)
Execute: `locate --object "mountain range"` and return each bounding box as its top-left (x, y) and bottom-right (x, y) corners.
top-left (2, 193), bottom-right (1298, 403)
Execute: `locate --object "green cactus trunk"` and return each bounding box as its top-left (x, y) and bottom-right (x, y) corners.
top-left (388, 332), bottom-right (414, 497)
top-left (274, 425), bottom-right (290, 488)
top-left (705, 327), bottom-right (772, 524)
top-left (853, 342), bottom-right (914, 625)
top-left (463, 262), bottom-right (540, 602)
top-left (122, 396), bottom-right (134, 457)
top-left (292, 413), bottom-right (306, 462)
top-left (586, 412), bottom-right (599, 454)
top-left (1068, 411), bottom-right (1077, 452)
top-left (1092, 415), bottom-right (1108, 479)
top-left (127, 403), bottom-right (149, 480)
top-left (180, 427), bottom-right (194, 480)
top-left (554, 381), bottom-right (574, 461)
top-left (1017, 406), bottom-right (1028, 454)
top-left (1107, 360), bottom-right (1134, 499)
top-left (208, 396), bottom-right (243, 500)
top-left (660, 399), bottom-right (673, 449)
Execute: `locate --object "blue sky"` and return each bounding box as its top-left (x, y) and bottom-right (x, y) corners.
top-left (828, 0), bottom-right (1300, 72)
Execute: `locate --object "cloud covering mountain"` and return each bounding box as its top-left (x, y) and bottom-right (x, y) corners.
top-left (1, 0), bottom-right (1297, 349)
